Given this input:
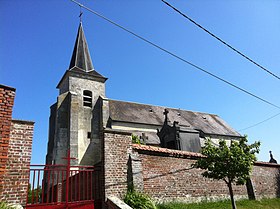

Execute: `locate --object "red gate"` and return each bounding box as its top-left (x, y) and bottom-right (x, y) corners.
top-left (26, 152), bottom-right (102, 209)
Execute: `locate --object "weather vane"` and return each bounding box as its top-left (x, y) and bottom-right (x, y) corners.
top-left (79, 5), bottom-right (83, 23)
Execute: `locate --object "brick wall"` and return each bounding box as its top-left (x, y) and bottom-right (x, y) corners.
top-left (103, 129), bottom-right (132, 200)
top-left (0, 84), bottom-right (35, 206)
top-left (251, 162), bottom-right (280, 198)
top-left (102, 131), bottom-right (280, 204)
top-left (132, 145), bottom-right (247, 203)
top-left (0, 84), bottom-right (16, 199)
top-left (132, 144), bottom-right (280, 203)
top-left (1, 120), bottom-right (34, 205)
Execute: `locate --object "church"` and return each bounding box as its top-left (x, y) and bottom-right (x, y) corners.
top-left (45, 23), bottom-right (242, 167)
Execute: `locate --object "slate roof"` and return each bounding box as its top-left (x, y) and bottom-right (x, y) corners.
top-left (69, 22), bottom-right (94, 72)
top-left (57, 23), bottom-right (107, 88)
top-left (108, 99), bottom-right (241, 137)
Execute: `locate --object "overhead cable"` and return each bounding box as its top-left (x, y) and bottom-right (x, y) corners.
top-left (70, 0), bottom-right (280, 131)
top-left (70, 0), bottom-right (280, 110)
top-left (161, 0), bottom-right (280, 80)
top-left (238, 112), bottom-right (280, 132)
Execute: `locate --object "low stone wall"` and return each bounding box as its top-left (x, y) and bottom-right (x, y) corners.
top-left (107, 196), bottom-right (132, 209)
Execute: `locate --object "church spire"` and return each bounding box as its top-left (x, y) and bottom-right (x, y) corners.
top-left (69, 22), bottom-right (94, 72)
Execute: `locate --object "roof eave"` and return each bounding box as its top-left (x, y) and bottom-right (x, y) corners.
top-left (56, 67), bottom-right (108, 89)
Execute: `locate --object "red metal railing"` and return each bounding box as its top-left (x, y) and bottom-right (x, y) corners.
top-left (26, 164), bottom-right (101, 208)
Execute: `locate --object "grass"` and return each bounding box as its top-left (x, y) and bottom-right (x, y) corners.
top-left (156, 198), bottom-right (280, 209)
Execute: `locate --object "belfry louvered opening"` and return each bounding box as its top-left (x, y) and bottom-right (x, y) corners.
top-left (83, 90), bottom-right (92, 107)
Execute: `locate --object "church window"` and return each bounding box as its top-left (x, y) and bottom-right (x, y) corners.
top-left (83, 90), bottom-right (92, 107)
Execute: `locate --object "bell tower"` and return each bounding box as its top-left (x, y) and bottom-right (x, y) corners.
top-left (46, 23), bottom-right (107, 166)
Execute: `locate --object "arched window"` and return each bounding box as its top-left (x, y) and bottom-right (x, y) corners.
top-left (83, 90), bottom-right (92, 107)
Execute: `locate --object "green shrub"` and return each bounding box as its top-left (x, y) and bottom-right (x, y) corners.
top-left (27, 184), bottom-right (42, 203)
top-left (132, 134), bottom-right (144, 145)
top-left (0, 202), bottom-right (14, 209)
top-left (124, 190), bottom-right (156, 209)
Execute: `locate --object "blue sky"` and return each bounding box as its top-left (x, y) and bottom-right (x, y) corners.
top-left (1, 0), bottom-right (279, 164)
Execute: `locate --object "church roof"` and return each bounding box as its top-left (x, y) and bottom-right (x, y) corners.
top-left (57, 23), bottom-right (107, 88)
top-left (69, 23), bottom-right (97, 73)
top-left (108, 99), bottom-right (241, 137)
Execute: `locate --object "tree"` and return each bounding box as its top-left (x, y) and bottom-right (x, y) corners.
top-left (193, 137), bottom-right (260, 209)
top-left (28, 184), bottom-right (42, 203)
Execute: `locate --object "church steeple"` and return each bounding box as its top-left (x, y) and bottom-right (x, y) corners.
top-left (69, 22), bottom-right (94, 72)
top-left (50, 21), bottom-right (107, 167)
top-left (57, 22), bottom-right (107, 90)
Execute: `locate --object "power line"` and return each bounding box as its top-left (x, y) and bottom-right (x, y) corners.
top-left (238, 112), bottom-right (280, 132)
top-left (161, 0), bottom-right (280, 80)
top-left (69, 0), bottom-right (280, 136)
top-left (70, 0), bottom-right (280, 111)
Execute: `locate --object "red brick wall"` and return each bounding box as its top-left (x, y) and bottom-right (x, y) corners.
top-left (1, 120), bottom-right (34, 205)
top-left (102, 130), bottom-right (280, 204)
top-left (0, 84), bottom-right (34, 205)
top-left (103, 129), bottom-right (132, 200)
top-left (132, 145), bottom-right (280, 202)
top-left (0, 84), bottom-right (16, 198)
top-left (251, 162), bottom-right (280, 198)
top-left (137, 149), bottom-right (247, 202)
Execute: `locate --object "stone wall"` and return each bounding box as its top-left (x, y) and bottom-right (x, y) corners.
top-left (0, 84), bottom-right (16, 200)
top-left (106, 196), bottom-right (132, 209)
top-left (50, 72), bottom-right (106, 166)
top-left (1, 120), bottom-right (34, 205)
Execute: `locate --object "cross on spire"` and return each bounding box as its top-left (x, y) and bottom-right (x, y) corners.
top-left (79, 6), bottom-right (83, 23)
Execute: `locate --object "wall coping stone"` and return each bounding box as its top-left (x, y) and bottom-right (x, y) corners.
top-left (0, 84), bottom-right (16, 91)
top-left (103, 128), bottom-right (132, 135)
top-left (132, 144), bottom-right (204, 159)
top-left (254, 161), bottom-right (280, 167)
top-left (107, 196), bottom-right (132, 209)
top-left (12, 119), bottom-right (35, 125)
